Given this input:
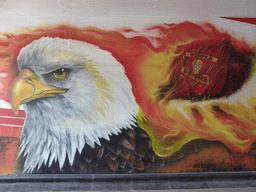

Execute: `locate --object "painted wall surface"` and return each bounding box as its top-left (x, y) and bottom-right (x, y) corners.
top-left (0, 0), bottom-right (255, 175)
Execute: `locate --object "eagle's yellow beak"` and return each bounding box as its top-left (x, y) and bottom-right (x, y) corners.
top-left (9, 69), bottom-right (67, 115)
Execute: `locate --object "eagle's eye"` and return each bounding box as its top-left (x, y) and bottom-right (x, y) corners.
top-left (52, 68), bottom-right (70, 81)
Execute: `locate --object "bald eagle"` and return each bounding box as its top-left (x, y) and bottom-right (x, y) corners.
top-left (9, 37), bottom-right (160, 173)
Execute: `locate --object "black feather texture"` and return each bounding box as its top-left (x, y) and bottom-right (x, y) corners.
top-left (24, 122), bottom-right (164, 174)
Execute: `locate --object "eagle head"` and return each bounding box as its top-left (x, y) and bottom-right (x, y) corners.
top-left (9, 37), bottom-right (139, 173)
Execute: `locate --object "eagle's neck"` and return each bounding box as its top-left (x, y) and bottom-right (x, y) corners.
top-left (20, 94), bottom-right (138, 173)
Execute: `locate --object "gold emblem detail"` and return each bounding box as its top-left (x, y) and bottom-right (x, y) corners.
top-left (184, 52), bottom-right (218, 63)
top-left (192, 59), bottom-right (203, 74)
top-left (181, 67), bottom-right (209, 86)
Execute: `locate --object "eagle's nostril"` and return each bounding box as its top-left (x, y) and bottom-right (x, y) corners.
top-left (27, 78), bottom-right (33, 83)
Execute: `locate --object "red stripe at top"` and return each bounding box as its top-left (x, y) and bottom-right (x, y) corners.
top-left (0, 116), bottom-right (25, 126)
top-left (221, 17), bottom-right (256, 25)
top-left (0, 108), bottom-right (26, 118)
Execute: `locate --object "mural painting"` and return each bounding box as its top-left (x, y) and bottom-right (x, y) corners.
top-left (0, 20), bottom-right (255, 174)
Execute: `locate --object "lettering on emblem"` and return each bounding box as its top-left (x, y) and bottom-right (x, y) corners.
top-left (181, 67), bottom-right (209, 86)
